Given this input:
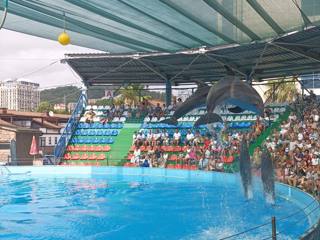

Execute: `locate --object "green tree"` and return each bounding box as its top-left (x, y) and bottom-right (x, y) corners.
top-left (264, 77), bottom-right (299, 103)
top-left (95, 99), bottom-right (113, 106)
top-left (36, 101), bottom-right (53, 112)
top-left (119, 84), bottom-right (144, 105)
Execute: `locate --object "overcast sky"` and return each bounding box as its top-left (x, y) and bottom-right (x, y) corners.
top-left (0, 29), bottom-right (100, 89)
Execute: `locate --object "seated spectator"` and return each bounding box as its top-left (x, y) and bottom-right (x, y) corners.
top-left (185, 130), bottom-right (194, 145)
top-left (160, 129), bottom-right (169, 146)
top-left (131, 146), bottom-right (141, 164)
top-left (172, 129), bottom-right (181, 145)
top-left (84, 108), bottom-right (96, 123)
top-left (193, 130), bottom-right (202, 146)
top-left (136, 130), bottom-right (145, 146)
top-left (145, 130), bottom-right (153, 146)
top-left (100, 109), bottom-right (110, 125)
top-left (154, 103), bottom-right (163, 119)
top-left (185, 146), bottom-right (197, 165)
top-left (140, 157), bottom-right (150, 168)
top-left (198, 146), bottom-right (211, 170)
top-left (152, 129), bottom-right (161, 146)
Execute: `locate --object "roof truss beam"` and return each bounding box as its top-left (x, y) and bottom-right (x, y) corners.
top-left (65, 0), bottom-right (189, 49)
top-left (159, 0), bottom-right (236, 44)
top-left (203, 0), bottom-right (261, 40)
top-left (270, 42), bottom-right (320, 63)
top-left (204, 53), bottom-right (247, 77)
top-left (246, 0), bottom-right (285, 35)
top-left (118, 0), bottom-right (211, 46)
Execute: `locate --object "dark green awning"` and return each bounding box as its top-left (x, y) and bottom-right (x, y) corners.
top-left (1, 0), bottom-right (320, 53)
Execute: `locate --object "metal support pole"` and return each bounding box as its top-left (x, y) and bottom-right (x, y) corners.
top-left (272, 216), bottom-right (277, 240)
top-left (166, 79), bottom-right (172, 107)
top-left (272, 83), bottom-right (276, 102)
top-left (246, 73), bottom-right (252, 85)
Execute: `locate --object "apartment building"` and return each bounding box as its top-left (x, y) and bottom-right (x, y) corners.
top-left (0, 79), bottom-right (40, 111)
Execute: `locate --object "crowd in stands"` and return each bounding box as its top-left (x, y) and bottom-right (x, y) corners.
top-left (129, 117), bottom-right (266, 171)
top-left (260, 94), bottom-right (319, 198)
top-left (126, 94), bottom-right (319, 199)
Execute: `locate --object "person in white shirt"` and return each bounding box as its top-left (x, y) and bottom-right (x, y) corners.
top-left (153, 129), bottom-right (161, 145)
top-left (146, 130), bottom-right (153, 146)
top-left (172, 129), bottom-right (181, 145)
top-left (132, 131), bottom-right (138, 145)
top-left (131, 146), bottom-right (141, 164)
top-left (185, 130), bottom-right (194, 145)
top-left (160, 129), bottom-right (169, 145)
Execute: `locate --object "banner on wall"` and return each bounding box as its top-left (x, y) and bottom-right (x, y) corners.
top-left (104, 89), bottom-right (114, 99)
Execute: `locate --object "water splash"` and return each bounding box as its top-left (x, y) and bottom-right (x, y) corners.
top-left (261, 149), bottom-right (275, 205)
top-left (239, 138), bottom-right (253, 200)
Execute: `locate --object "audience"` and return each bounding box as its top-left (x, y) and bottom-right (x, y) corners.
top-left (125, 95), bottom-right (319, 199)
top-left (266, 98), bottom-right (320, 198)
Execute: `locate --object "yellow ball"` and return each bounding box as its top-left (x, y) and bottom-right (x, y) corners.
top-left (58, 32), bottom-right (70, 45)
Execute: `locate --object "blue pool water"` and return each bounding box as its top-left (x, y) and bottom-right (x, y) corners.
top-left (0, 167), bottom-right (319, 240)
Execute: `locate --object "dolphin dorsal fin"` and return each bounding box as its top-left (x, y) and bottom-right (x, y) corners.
top-left (194, 80), bottom-right (208, 88)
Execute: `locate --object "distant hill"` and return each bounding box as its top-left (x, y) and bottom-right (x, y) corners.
top-left (40, 86), bottom-right (165, 104)
top-left (40, 86), bottom-right (106, 104)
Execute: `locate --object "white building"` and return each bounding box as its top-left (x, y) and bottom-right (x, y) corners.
top-left (0, 79), bottom-right (40, 111)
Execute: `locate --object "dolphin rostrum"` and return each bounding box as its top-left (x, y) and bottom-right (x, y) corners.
top-left (161, 81), bottom-right (209, 125)
top-left (194, 76), bottom-right (264, 127)
top-left (261, 148), bottom-right (275, 205)
top-left (239, 137), bottom-right (253, 199)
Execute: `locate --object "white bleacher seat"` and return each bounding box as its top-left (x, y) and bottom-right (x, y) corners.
top-left (85, 105), bottom-right (92, 110)
top-left (182, 116), bottom-right (189, 122)
top-left (151, 117), bottom-right (158, 122)
top-left (113, 117), bottom-right (120, 122)
top-left (92, 105), bottom-right (98, 110)
top-left (123, 111), bottom-right (128, 117)
top-left (144, 117), bottom-right (150, 122)
top-left (120, 117), bottom-right (126, 122)
top-left (96, 111), bottom-right (103, 116)
top-left (159, 117), bottom-right (165, 121)
top-left (80, 117), bottom-right (86, 122)
top-left (98, 105), bottom-right (104, 110)
top-left (169, 111), bottom-right (174, 116)
top-left (105, 105), bottom-right (111, 110)
top-left (189, 116), bottom-right (195, 122)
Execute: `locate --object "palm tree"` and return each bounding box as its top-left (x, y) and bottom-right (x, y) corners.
top-left (264, 76), bottom-right (299, 103)
top-left (119, 84), bottom-right (144, 106)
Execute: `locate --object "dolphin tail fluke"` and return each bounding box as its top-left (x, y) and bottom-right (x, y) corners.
top-left (161, 117), bottom-right (178, 126)
top-left (194, 113), bottom-right (222, 127)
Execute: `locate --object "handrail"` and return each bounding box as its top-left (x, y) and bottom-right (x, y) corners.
top-left (53, 93), bottom-right (87, 164)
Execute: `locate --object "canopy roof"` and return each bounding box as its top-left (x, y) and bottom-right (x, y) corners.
top-left (65, 26), bottom-right (320, 86)
top-left (1, 0), bottom-right (320, 53)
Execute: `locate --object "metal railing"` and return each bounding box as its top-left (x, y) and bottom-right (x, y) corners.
top-left (53, 93), bottom-right (87, 164)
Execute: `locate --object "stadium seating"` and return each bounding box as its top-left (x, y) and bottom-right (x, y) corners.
top-left (62, 105), bottom-right (125, 164)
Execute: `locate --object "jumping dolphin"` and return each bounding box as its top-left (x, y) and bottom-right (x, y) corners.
top-left (239, 137), bottom-right (253, 199)
top-left (261, 148), bottom-right (275, 204)
top-left (161, 81), bottom-right (209, 125)
top-left (194, 76), bottom-right (264, 127)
